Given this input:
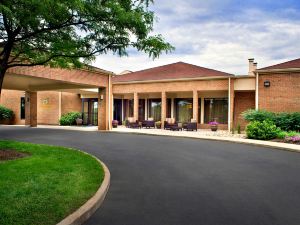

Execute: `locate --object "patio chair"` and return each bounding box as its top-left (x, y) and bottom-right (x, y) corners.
top-left (183, 119), bottom-right (198, 131)
top-left (142, 118), bottom-right (155, 128)
top-left (164, 118), bottom-right (176, 130)
top-left (127, 117), bottom-right (141, 129)
top-left (170, 122), bottom-right (183, 131)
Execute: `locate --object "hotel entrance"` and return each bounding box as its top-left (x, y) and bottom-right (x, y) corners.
top-left (82, 98), bottom-right (98, 126)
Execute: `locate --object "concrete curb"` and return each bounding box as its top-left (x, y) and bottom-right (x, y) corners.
top-left (109, 130), bottom-right (300, 153)
top-left (57, 157), bottom-right (110, 225)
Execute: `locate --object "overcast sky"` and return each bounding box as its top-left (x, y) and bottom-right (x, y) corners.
top-left (92, 0), bottom-right (300, 75)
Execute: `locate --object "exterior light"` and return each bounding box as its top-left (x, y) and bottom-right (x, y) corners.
top-left (264, 80), bottom-right (270, 87)
top-left (100, 95), bottom-right (104, 100)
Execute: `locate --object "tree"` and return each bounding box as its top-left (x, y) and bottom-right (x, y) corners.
top-left (0, 0), bottom-right (174, 93)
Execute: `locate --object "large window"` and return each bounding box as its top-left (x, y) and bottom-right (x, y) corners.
top-left (175, 98), bottom-right (193, 123)
top-left (148, 99), bottom-right (161, 121)
top-left (20, 97), bottom-right (25, 119)
top-left (204, 98), bottom-right (228, 124)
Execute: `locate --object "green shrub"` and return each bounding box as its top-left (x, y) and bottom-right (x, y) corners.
top-left (286, 131), bottom-right (299, 137)
top-left (246, 120), bottom-right (280, 140)
top-left (237, 124), bottom-right (241, 134)
top-left (59, 112), bottom-right (82, 126)
top-left (0, 105), bottom-right (14, 120)
top-left (276, 130), bottom-right (287, 139)
top-left (242, 109), bottom-right (275, 123)
top-left (243, 110), bottom-right (300, 132)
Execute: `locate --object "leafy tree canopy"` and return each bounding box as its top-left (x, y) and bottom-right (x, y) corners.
top-left (0, 0), bottom-right (174, 90)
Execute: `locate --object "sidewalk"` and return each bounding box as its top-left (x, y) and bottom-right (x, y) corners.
top-left (112, 126), bottom-right (300, 152)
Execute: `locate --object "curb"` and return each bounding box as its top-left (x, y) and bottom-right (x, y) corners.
top-left (108, 130), bottom-right (300, 153)
top-left (57, 157), bottom-right (110, 225)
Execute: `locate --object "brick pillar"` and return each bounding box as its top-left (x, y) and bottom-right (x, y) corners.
top-left (161, 91), bottom-right (166, 129)
top-left (25, 91), bottom-right (37, 127)
top-left (228, 78), bottom-right (235, 131)
top-left (133, 92), bottom-right (138, 121)
top-left (98, 87), bottom-right (109, 130)
top-left (193, 90), bottom-right (198, 123)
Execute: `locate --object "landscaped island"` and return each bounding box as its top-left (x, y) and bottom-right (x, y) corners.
top-left (0, 140), bottom-right (104, 225)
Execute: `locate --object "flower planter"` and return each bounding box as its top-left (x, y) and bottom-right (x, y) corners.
top-left (210, 125), bottom-right (218, 131)
top-left (0, 118), bottom-right (13, 125)
top-left (112, 120), bottom-right (118, 128)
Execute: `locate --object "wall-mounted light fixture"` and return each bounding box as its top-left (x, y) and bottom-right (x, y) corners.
top-left (264, 80), bottom-right (271, 87)
top-left (100, 95), bottom-right (104, 100)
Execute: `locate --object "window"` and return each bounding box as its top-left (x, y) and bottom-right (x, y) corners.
top-left (204, 98), bottom-right (228, 124)
top-left (20, 97), bottom-right (25, 119)
top-left (166, 98), bottom-right (171, 118)
top-left (175, 98), bottom-right (193, 123)
top-left (148, 99), bottom-right (161, 121)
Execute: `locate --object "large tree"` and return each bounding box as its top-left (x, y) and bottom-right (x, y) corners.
top-left (0, 0), bottom-right (174, 93)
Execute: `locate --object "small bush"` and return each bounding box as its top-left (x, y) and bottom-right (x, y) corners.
top-left (246, 120), bottom-right (280, 140)
top-left (277, 131), bottom-right (287, 139)
top-left (59, 112), bottom-right (82, 126)
top-left (237, 124), bottom-right (241, 134)
top-left (0, 105), bottom-right (14, 120)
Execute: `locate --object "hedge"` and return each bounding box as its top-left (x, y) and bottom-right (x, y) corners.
top-left (242, 109), bottom-right (300, 132)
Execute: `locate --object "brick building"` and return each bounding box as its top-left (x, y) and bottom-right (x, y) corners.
top-left (0, 58), bottom-right (299, 130)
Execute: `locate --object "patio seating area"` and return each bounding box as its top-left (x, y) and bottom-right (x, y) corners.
top-left (112, 125), bottom-right (245, 139)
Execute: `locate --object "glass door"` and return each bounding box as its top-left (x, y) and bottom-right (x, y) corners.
top-left (82, 98), bottom-right (98, 125)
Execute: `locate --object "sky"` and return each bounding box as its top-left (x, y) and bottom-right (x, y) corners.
top-left (92, 0), bottom-right (300, 75)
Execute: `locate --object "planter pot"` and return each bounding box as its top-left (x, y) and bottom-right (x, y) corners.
top-left (112, 121), bottom-right (118, 128)
top-left (0, 118), bottom-right (13, 125)
top-left (210, 125), bottom-right (218, 131)
top-left (156, 124), bottom-right (161, 129)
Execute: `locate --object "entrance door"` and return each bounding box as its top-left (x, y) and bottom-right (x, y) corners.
top-left (82, 99), bottom-right (98, 125)
top-left (113, 99), bottom-right (122, 124)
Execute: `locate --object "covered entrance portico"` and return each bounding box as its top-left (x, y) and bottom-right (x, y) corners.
top-left (2, 66), bottom-right (112, 130)
top-left (113, 89), bottom-right (231, 130)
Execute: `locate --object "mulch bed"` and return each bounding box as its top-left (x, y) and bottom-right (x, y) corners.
top-left (0, 149), bottom-right (30, 161)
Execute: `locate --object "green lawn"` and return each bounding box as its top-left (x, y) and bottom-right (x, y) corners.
top-left (0, 140), bottom-right (104, 225)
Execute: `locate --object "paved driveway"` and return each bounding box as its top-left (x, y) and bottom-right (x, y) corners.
top-left (1, 126), bottom-right (300, 225)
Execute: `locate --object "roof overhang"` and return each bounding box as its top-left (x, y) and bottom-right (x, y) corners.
top-left (256, 68), bottom-right (300, 74)
top-left (3, 72), bottom-right (100, 92)
top-left (113, 75), bottom-right (233, 85)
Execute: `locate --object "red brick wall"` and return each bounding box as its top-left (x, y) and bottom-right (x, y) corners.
top-left (61, 92), bottom-right (82, 115)
top-left (258, 73), bottom-right (300, 112)
top-left (233, 91), bottom-right (255, 129)
top-left (1, 90), bottom-right (82, 125)
top-left (0, 90), bottom-right (25, 125)
top-left (37, 92), bottom-right (60, 125)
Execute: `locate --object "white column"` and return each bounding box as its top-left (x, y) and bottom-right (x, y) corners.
top-left (171, 98), bottom-right (174, 119)
top-left (255, 72), bottom-right (259, 110)
top-left (201, 98), bottom-right (204, 124)
top-left (121, 98), bottom-right (124, 122)
top-left (228, 77), bottom-right (231, 131)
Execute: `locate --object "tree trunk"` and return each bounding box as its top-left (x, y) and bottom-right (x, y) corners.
top-left (0, 66), bottom-right (8, 95)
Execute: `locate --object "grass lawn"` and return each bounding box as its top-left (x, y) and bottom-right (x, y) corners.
top-left (0, 140), bottom-right (104, 225)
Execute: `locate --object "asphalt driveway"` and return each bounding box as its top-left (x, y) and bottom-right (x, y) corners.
top-left (0, 126), bottom-right (300, 225)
